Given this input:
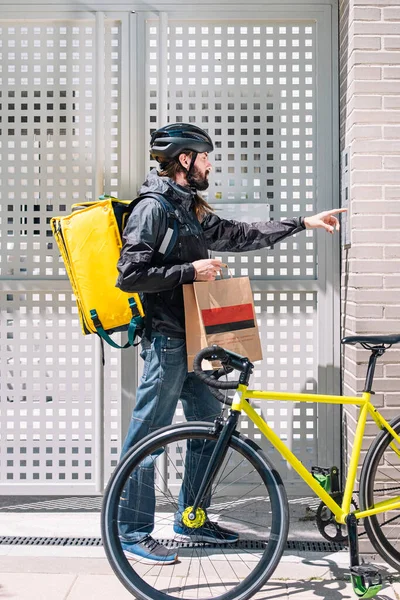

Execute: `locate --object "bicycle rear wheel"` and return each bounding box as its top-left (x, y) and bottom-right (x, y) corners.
top-left (359, 416), bottom-right (400, 569)
top-left (102, 421), bottom-right (289, 600)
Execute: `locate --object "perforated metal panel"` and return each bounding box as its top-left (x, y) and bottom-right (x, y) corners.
top-left (146, 17), bottom-right (338, 492)
top-left (0, 291), bottom-right (95, 484)
top-left (148, 21), bottom-right (316, 280)
top-left (0, 20), bottom-right (124, 491)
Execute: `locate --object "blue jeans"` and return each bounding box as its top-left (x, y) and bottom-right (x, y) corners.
top-left (118, 334), bottom-right (221, 543)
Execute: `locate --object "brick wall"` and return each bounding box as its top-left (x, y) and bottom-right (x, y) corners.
top-left (339, 0), bottom-right (400, 553)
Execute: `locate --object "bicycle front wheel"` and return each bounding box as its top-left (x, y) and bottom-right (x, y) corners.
top-left (359, 415), bottom-right (400, 569)
top-left (102, 421), bottom-right (289, 600)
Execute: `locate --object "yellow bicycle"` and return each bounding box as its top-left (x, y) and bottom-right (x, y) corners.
top-left (102, 334), bottom-right (400, 600)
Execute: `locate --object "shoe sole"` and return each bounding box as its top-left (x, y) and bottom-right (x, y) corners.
top-left (123, 551), bottom-right (178, 565)
top-left (174, 533), bottom-right (238, 545)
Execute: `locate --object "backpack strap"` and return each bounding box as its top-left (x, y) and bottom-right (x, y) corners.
top-left (90, 297), bottom-right (143, 355)
top-left (137, 193), bottom-right (180, 341)
top-left (139, 192), bottom-right (179, 259)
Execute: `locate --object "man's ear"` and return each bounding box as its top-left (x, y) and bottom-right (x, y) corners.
top-left (178, 153), bottom-right (190, 170)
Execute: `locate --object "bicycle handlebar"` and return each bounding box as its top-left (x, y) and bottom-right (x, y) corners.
top-left (193, 346), bottom-right (254, 405)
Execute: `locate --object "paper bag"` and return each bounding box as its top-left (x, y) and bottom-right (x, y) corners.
top-left (183, 277), bottom-right (263, 371)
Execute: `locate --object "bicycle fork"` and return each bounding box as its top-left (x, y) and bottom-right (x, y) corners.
top-left (186, 410), bottom-right (241, 523)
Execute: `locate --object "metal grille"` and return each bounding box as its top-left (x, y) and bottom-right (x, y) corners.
top-left (0, 535), bottom-right (346, 552)
top-left (0, 23), bottom-right (97, 279)
top-left (147, 19), bottom-right (326, 491)
top-left (0, 20), bottom-right (123, 490)
top-left (148, 21), bottom-right (316, 279)
top-left (0, 291), bottom-right (95, 484)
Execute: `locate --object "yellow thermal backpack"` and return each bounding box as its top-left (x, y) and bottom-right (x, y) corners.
top-left (51, 193), bottom-right (178, 349)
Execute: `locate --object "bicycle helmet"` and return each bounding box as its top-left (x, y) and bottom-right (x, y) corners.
top-left (150, 123), bottom-right (213, 165)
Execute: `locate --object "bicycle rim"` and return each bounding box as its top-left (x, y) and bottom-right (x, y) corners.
top-left (359, 416), bottom-right (400, 569)
top-left (102, 422), bottom-right (288, 600)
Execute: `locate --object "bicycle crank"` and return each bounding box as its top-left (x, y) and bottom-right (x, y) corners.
top-left (316, 493), bottom-right (358, 543)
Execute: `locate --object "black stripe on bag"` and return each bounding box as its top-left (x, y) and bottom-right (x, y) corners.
top-left (204, 319), bottom-right (255, 335)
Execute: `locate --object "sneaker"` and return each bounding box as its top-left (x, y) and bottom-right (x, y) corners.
top-left (173, 520), bottom-right (239, 544)
top-left (121, 536), bottom-right (178, 564)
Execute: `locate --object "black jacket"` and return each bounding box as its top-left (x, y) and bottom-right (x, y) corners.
top-left (116, 169), bottom-right (305, 338)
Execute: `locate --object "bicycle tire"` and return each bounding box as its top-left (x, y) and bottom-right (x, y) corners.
top-left (101, 421), bottom-right (289, 600)
top-left (359, 415), bottom-right (400, 570)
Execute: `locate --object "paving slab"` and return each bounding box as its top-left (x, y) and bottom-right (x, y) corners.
top-left (0, 556), bottom-right (113, 575)
top-left (65, 574), bottom-right (137, 600)
top-left (0, 513), bottom-right (100, 538)
top-left (0, 573), bottom-right (76, 600)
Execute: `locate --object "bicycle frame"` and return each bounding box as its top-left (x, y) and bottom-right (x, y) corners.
top-left (231, 385), bottom-right (400, 525)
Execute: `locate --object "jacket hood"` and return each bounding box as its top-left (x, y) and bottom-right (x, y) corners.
top-left (139, 168), bottom-right (170, 195)
top-left (139, 168), bottom-right (195, 208)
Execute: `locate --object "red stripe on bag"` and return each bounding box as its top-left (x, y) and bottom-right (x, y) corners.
top-left (201, 303), bottom-right (254, 327)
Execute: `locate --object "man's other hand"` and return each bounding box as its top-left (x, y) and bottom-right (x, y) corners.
top-left (192, 259), bottom-right (224, 281)
top-left (304, 208), bottom-right (348, 234)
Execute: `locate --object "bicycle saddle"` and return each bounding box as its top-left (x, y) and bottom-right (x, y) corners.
top-left (341, 334), bottom-right (400, 346)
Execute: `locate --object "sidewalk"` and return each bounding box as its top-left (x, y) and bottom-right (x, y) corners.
top-left (0, 511), bottom-right (398, 599)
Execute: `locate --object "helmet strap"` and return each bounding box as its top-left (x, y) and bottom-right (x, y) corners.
top-left (187, 152), bottom-right (198, 178)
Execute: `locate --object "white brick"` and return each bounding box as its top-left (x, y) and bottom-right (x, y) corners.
top-left (384, 96), bottom-right (400, 109)
top-left (351, 215), bottom-right (383, 228)
top-left (384, 275), bottom-right (400, 287)
top-left (383, 365), bottom-right (400, 379)
top-left (351, 260), bottom-right (400, 274)
top-left (353, 36), bottom-right (381, 51)
top-left (351, 95), bottom-right (382, 110)
top-left (348, 125), bottom-right (382, 141)
top-left (384, 125), bottom-right (400, 138)
top-left (384, 36), bottom-right (400, 51)
top-left (351, 80), bottom-right (400, 94)
top-left (383, 156), bottom-right (400, 169)
top-left (353, 65), bottom-right (382, 80)
top-left (352, 201), bottom-right (398, 215)
top-left (354, 22), bottom-right (400, 35)
top-left (353, 320), bottom-right (400, 334)
top-left (351, 155), bottom-right (382, 170)
top-left (384, 214), bottom-right (400, 228)
top-left (352, 230), bottom-right (398, 243)
top-left (368, 377), bottom-right (400, 391)
top-left (353, 140), bottom-right (400, 153)
top-left (352, 51), bottom-right (400, 67)
top-left (354, 290), bottom-right (400, 304)
top-left (345, 273), bottom-right (384, 287)
top-left (353, 7), bottom-right (381, 20)
top-left (349, 110), bottom-right (400, 125)
top-left (350, 185), bottom-right (383, 200)
top-left (385, 186), bottom-right (400, 199)
top-left (349, 304), bottom-right (385, 318)
top-left (348, 245), bottom-right (383, 259)
top-left (352, 169), bottom-right (400, 183)
top-left (384, 7), bottom-right (400, 20)
top-left (385, 246), bottom-right (400, 259)
top-left (383, 67), bottom-right (400, 79)
top-left (385, 306), bottom-right (400, 319)
top-left (383, 394), bottom-right (400, 407)
top-left (349, 96), bottom-right (382, 109)
top-left (354, 0), bottom-right (400, 5)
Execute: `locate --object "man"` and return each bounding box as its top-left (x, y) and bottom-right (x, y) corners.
top-left (116, 123), bottom-right (345, 564)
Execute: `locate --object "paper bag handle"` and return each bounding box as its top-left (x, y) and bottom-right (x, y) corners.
top-left (219, 263), bottom-right (234, 279)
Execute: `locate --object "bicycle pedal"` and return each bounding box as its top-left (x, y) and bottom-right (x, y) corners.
top-left (311, 466), bottom-right (339, 493)
top-left (350, 565), bottom-right (382, 581)
top-left (350, 564), bottom-right (383, 599)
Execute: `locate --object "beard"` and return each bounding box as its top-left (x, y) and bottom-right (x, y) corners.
top-left (187, 164), bottom-right (210, 191)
